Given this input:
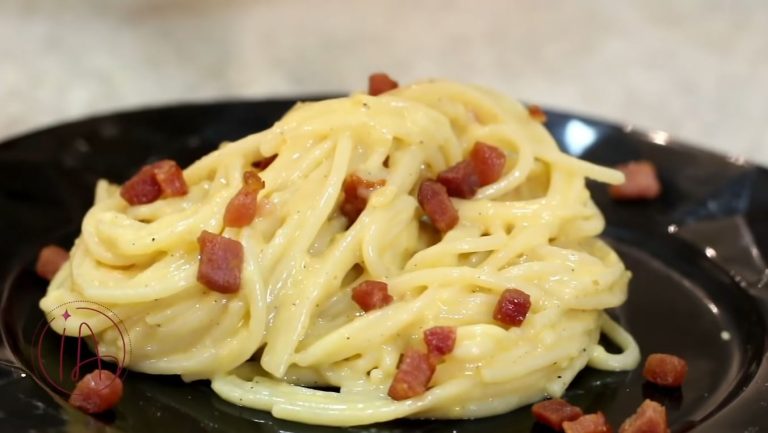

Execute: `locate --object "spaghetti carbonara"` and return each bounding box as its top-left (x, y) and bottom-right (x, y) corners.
top-left (40, 78), bottom-right (640, 426)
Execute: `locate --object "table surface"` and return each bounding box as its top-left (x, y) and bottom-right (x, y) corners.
top-left (1, 0), bottom-right (766, 165)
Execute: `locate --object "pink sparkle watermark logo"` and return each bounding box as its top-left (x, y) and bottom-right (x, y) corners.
top-left (34, 301), bottom-right (131, 396)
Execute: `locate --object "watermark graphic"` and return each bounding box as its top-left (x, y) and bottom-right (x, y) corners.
top-left (34, 301), bottom-right (131, 396)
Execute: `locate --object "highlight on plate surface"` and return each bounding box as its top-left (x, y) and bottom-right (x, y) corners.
top-left (39, 76), bottom-right (648, 427)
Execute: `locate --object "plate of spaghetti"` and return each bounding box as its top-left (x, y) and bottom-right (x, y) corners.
top-left (0, 76), bottom-right (766, 433)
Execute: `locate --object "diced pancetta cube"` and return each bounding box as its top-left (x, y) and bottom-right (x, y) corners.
top-left (493, 288), bottom-right (531, 327)
top-left (387, 348), bottom-right (435, 400)
top-left (120, 160), bottom-right (188, 205)
top-left (469, 142), bottom-right (506, 186)
top-left (351, 280), bottom-right (393, 312)
top-left (224, 170), bottom-right (265, 228)
top-left (196, 230), bottom-right (244, 294)
top-left (417, 180), bottom-right (459, 233)
top-left (368, 73), bottom-right (399, 96)
top-left (563, 412), bottom-right (613, 433)
top-left (619, 399), bottom-right (670, 433)
top-left (340, 174), bottom-right (385, 223)
top-left (68, 369), bottom-right (123, 414)
top-left (532, 398), bottom-right (584, 431)
top-left (643, 353), bottom-right (687, 387)
top-left (437, 160), bottom-right (481, 198)
top-left (609, 160), bottom-right (662, 201)
top-left (424, 326), bottom-right (457, 358)
top-left (35, 245), bottom-right (69, 280)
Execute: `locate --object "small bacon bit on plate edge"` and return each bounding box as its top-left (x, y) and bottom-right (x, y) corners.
top-left (532, 398), bottom-right (584, 431)
top-left (609, 160), bottom-right (662, 201)
top-left (643, 353), bottom-right (687, 387)
top-left (563, 412), bottom-right (612, 433)
top-left (619, 399), bottom-right (670, 433)
top-left (68, 369), bottom-right (124, 414)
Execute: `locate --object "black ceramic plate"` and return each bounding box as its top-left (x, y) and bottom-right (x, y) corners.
top-left (1, 99), bottom-right (766, 433)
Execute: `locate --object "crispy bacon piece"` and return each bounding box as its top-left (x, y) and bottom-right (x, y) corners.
top-left (340, 174), bottom-right (385, 223)
top-left (35, 245), bottom-right (69, 280)
top-left (388, 348), bottom-right (435, 400)
top-left (351, 280), bottom-right (393, 312)
top-left (436, 142), bottom-right (507, 198)
top-left (469, 142), bottom-right (507, 186)
top-left (563, 412), bottom-right (613, 433)
top-left (417, 180), bottom-right (459, 233)
top-left (528, 104), bottom-right (548, 123)
top-left (437, 160), bottom-right (481, 199)
top-left (120, 166), bottom-right (161, 204)
top-left (532, 399), bottom-right (584, 431)
top-left (252, 154), bottom-right (277, 171)
top-left (197, 230), bottom-right (244, 294)
top-left (120, 159), bottom-right (188, 205)
top-left (619, 400), bottom-right (670, 433)
top-left (609, 160), bottom-right (662, 201)
top-left (493, 288), bottom-right (531, 327)
top-left (643, 353), bottom-right (688, 387)
top-left (68, 369), bottom-right (123, 414)
top-left (224, 170), bottom-right (265, 228)
top-left (424, 326), bottom-right (457, 359)
top-left (152, 160), bottom-right (188, 196)
top-left (368, 73), bottom-right (399, 96)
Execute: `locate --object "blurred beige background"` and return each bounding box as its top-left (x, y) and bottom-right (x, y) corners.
top-left (0, 0), bottom-right (766, 164)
